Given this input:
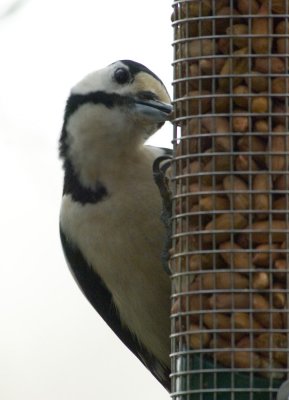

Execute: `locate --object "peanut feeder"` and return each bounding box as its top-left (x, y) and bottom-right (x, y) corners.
top-left (171, 1), bottom-right (289, 399)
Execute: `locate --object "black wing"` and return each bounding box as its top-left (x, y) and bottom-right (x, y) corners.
top-left (60, 227), bottom-right (170, 391)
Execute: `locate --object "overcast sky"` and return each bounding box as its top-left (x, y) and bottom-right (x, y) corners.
top-left (0, 1), bottom-right (172, 399)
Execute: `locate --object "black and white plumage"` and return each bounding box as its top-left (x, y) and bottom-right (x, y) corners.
top-left (59, 60), bottom-right (172, 390)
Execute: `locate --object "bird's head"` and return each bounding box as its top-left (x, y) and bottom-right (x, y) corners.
top-left (59, 60), bottom-right (172, 160)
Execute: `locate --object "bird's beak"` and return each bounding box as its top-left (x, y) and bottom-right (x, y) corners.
top-left (134, 99), bottom-right (173, 122)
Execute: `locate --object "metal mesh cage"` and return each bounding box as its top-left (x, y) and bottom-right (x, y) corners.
top-left (171, 1), bottom-right (289, 399)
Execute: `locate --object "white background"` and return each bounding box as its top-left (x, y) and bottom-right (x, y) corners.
top-left (0, 0), bottom-right (172, 399)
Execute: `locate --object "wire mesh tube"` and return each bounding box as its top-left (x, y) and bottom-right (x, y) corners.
top-left (170, 1), bottom-right (289, 399)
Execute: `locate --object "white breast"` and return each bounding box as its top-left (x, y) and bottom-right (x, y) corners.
top-left (60, 157), bottom-right (170, 367)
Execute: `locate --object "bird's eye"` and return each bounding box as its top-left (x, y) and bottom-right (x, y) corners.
top-left (114, 68), bottom-right (130, 84)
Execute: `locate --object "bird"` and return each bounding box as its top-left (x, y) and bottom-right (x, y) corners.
top-left (59, 60), bottom-right (172, 391)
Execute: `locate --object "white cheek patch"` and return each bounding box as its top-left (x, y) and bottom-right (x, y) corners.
top-left (131, 72), bottom-right (171, 104)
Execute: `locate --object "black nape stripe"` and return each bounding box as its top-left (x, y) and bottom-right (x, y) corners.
top-left (64, 91), bottom-right (133, 122)
top-left (63, 159), bottom-right (107, 205)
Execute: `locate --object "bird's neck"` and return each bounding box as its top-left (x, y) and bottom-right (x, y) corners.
top-left (71, 139), bottom-right (141, 186)
top-left (60, 103), bottom-right (157, 191)
top-left (62, 157), bottom-right (108, 204)
top-left (63, 126), bottom-right (154, 199)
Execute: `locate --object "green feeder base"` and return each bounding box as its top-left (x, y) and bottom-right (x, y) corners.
top-left (174, 353), bottom-right (284, 400)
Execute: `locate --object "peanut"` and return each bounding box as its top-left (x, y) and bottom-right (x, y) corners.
top-left (277, 37), bottom-right (289, 55)
top-left (273, 197), bottom-right (289, 220)
top-left (232, 312), bottom-right (263, 331)
top-left (273, 282), bottom-right (286, 309)
top-left (258, 357), bottom-right (285, 380)
top-left (252, 173), bottom-right (271, 217)
top-left (266, 125), bottom-right (287, 174)
top-left (203, 313), bottom-right (243, 341)
top-left (201, 116), bottom-right (231, 151)
top-left (183, 0), bottom-right (212, 18)
top-left (251, 95), bottom-right (270, 114)
top-left (232, 110), bottom-right (249, 133)
top-left (252, 271), bottom-right (270, 290)
top-left (233, 85), bottom-right (249, 108)
top-left (235, 155), bottom-right (259, 177)
top-left (274, 174), bottom-right (289, 191)
top-left (236, 336), bottom-right (251, 349)
top-left (252, 4), bottom-right (272, 54)
top-left (199, 58), bottom-right (226, 75)
top-left (186, 90), bottom-right (211, 115)
top-left (272, 77), bottom-right (289, 98)
top-left (180, 160), bottom-right (203, 183)
top-left (201, 115), bottom-right (229, 134)
top-left (268, 0), bottom-right (288, 14)
top-left (237, 0), bottom-right (259, 14)
top-left (209, 293), bottom-right (250, 310)
top-left (219, 241), bottom-right (251, 270)
top-left (243, 220), bottom-right (289, 244)
top-left (215, 0), bottom-right (230, 12)
top-left (252, 243), bottom-right (280, 266)
top-left (215, 350), bottom-right (261, 369)
top-left (226, 24), bottom-right (248, 49)
top-left (189, 182), bottom-right (223, 197)
top-left (245, 72), bottom-right (268, 93)
top-left (274, 259), bottom-right (287, 281)
top-left (223, 175), bottom-right (249, 210)
top-left (275, 20), bottom-right (287, 35)
top-left (199, 195), bottom-right (230, 212)
top-left (254, 57), bottom-right (286, 74)
top-left (189, 252), bottom-right (224, 271)
top-left (219, 47), bottom-right (249, 90)
top-left (217, 37), bottom-right (230, 54)
top-left (253, 294), bottom-right (283, 329)
top-left (215, 6), bottom-right (241, 35)
top-left (254, 119), bottom-right (269, 135)
top-left (209, 336), bottom-right (232, 349)
top-left (203, 213), bottom-right (248, 243)
top-left (215, 90), bottom-right (230, 113)
top-left (196, 271), bottom-right (249, 291)
top-left (188, 294), bottom-right (211, 322)
top-left (254, 332), bottom-right (288, 365)
top-left (189, 324), bottom-right (212, 349)
top-left (202, 153), bottom-right (232, 184)
top-left (187, 39), bottom-right (214, 58)
top-left (237, 135), bottom-right (266, 166)
top-left (273, 103), bottom-right (289, 125)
